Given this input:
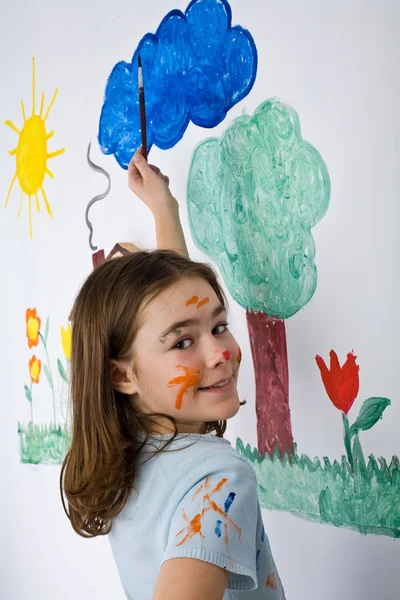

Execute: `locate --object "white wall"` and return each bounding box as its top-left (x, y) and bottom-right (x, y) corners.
top-left (0, 1), bottom-right (399, 598)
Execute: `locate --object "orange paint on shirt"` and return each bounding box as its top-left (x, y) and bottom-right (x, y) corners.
top-left (167, 365), bottom-right (201, 410)
top-left (266, 572), bottom-right (277, 590)
top-left (185, 296), bottom-right (198, 306)
top-left (176, 476), bottom-right (242, 552)
top-left (197, 297), bottom-right (210, 309)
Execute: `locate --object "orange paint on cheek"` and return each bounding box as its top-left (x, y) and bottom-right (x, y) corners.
top-left (185, 296), bottom-right (198, 306)
top-left (197, 297), bottom-right (209, 309)
top-left (237, 346), bottom-right (242, 365)
top-left (167, 365), bottom-right (201, 410)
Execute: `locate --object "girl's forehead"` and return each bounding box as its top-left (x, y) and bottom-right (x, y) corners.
top-left (141, 277), bottom-right (218, 326)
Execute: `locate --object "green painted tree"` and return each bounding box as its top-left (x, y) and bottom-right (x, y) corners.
top-left (187, 98), bottom-right (331, 457)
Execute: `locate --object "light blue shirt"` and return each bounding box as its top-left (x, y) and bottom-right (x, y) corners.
top-left (109, 431), bottom-right (285, 599)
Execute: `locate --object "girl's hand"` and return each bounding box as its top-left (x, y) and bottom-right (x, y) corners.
top-left (128, 147), bottom-right (178, 217)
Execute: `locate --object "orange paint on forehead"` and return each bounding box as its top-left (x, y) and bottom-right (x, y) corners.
top-left (167, 365), bottom-right (201, 410)
top-left (185, 296), bottom-right (210, 309)
top-left (197, 297), bottom-right (209, 309)
top-left (185, 296), bottom-right (198, 306)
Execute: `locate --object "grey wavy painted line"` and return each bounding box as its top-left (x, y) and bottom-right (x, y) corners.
top-left (85, 141), bottom-right (111, 251)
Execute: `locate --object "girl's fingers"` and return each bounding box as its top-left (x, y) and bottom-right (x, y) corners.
top-left (149, 164), bottom-right (161, 175)
top-left (128, 154), bottom-right (142, 183)
top-left (150, 164), bottom-right (170, 186)
top-left (129, 150), bottom-right (169, 187)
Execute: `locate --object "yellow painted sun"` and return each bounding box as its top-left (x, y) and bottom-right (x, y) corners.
top-left (5, 57), bottom-right (65, 238)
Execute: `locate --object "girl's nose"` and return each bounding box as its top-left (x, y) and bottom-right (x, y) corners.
top-left (204, 341), bottom-right (232, 369)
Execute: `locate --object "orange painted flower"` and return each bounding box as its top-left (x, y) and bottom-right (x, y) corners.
top-left (29, 355), bottom-right (41, 384)
top-left (61, 323), bottom-right (72, 360)
top-left (26, 308), bottom-right (41, 348)
top-left (315, 350), bottom-right (359, 414)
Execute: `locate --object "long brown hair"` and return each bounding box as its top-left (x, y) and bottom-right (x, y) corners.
top-left (60, 250), bottom-right (245, 538)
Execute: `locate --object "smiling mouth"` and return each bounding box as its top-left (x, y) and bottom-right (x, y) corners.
top-left (199, 377), bottom-right (234, 391)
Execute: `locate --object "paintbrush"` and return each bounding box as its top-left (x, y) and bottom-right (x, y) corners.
top-left (138, 54), bottom-right (147, 160)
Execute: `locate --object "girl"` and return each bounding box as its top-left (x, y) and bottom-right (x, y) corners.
top-left (60, 149), bottom-right (285, 600)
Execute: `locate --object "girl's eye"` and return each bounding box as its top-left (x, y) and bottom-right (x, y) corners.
top-left (173, 324), bottom-right (229, 351)
top-left (213, 323), bottom-right (229, 335)
top-left (174, 338), bottom-right (192, 350)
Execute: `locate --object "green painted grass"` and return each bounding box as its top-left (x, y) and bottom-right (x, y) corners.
top-left (236, 437), bottom-right (400, 538)
top-left (18, 422), bottom-right (71, 465)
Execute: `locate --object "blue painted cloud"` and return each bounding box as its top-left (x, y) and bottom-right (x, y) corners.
top-left (98, 0), bottom-right (258, 169)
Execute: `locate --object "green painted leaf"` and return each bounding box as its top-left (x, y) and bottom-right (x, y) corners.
top-left (44, 364), bottom-right (53, 389)
top-left (350, 397), bottom-right (391, 435)
top-left (57, 358), bottom-right (68, 382)
top-left (44, 316), bottom-right (50, 344)
top-left (24, 384), bottom-right (32, 403)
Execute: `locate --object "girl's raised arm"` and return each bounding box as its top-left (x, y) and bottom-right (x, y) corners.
top-left (127, 147), bottom-right (189, 258)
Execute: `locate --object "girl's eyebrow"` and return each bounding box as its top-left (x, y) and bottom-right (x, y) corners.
top-left (159, 304), bottom-right (225, 341)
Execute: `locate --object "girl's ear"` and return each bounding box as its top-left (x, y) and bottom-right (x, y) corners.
top-left (110, 361), bottom-right (139, 395)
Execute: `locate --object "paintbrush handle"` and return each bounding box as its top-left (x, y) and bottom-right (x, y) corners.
top-left (139, 89), bottom-right (147, 160)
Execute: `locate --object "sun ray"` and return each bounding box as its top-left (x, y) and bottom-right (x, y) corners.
top-left (8, 147), bottom-right (17, 156)
top-left (44, 87), bottom-right (59, 121)
top-left (5, 172), bottom-right (17, 206)
top-left (35, 192), bottom-right (40, 212)
top-left (28, 196), bottom-right (32, 239)
top-left (47, 148), bottom-right (65, 159)
top-left (46, 167), bottom-right (54, 179)
top-left (39, 92), bottom-right (45, 118)
top-left (5, 120), bottom-right (20, 134)
top-left (41, 187), bottom-right (52, 218)
top-left (18, 191), bottom-right (23, 217)
top-left (46, 130), bottom-right (54, 140)
top-left (20, 100), bottom-right (26, 123)
top-left (31, 57), bottom-right (36, 116)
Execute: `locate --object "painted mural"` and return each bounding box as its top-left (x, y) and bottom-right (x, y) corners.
top-left (8, 0), bottom-right (398, 540)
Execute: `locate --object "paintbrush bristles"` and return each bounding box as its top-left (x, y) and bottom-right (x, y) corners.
top-left (138, 54), bottom-right (143, 89)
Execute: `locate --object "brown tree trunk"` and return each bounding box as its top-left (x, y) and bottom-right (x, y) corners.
top-left (246, 309), bottom-right (294, 458)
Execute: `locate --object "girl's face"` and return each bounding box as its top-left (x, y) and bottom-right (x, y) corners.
top-left (114, 276), bottom-right (241, 434)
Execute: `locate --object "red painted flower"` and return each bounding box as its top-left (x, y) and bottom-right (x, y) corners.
top-left (315, 350), bottom-right (359, 414)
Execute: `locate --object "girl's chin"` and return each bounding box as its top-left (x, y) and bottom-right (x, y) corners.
top-left (203, 396), bottom-right (241, 421)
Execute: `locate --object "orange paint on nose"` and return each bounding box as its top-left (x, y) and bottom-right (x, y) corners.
top-left (237, 347), bottom-right (242, 364)
top-left (197, 297), bottom-right (209, 309)
top-left (167, 365), bottom-right (201, 410)
top-left (223, 350), bottom-right (231, 361)
top-left (186, 296), bottom-right (198, 306)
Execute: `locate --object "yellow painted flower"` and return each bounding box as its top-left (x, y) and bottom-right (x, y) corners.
top-left (61, 323), bottom-right (72, 360)
top-left (26, 308), bottom-right (41, 348)
top-left (29, 355), bottom-right (41, 383)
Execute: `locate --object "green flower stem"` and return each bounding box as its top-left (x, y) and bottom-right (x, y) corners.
top-left (39, 331), bottom-right (56, 426)
top-left (342, 412), bottom-right (353, 470)
top-left (30, 382), bottom-right (33, 423)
